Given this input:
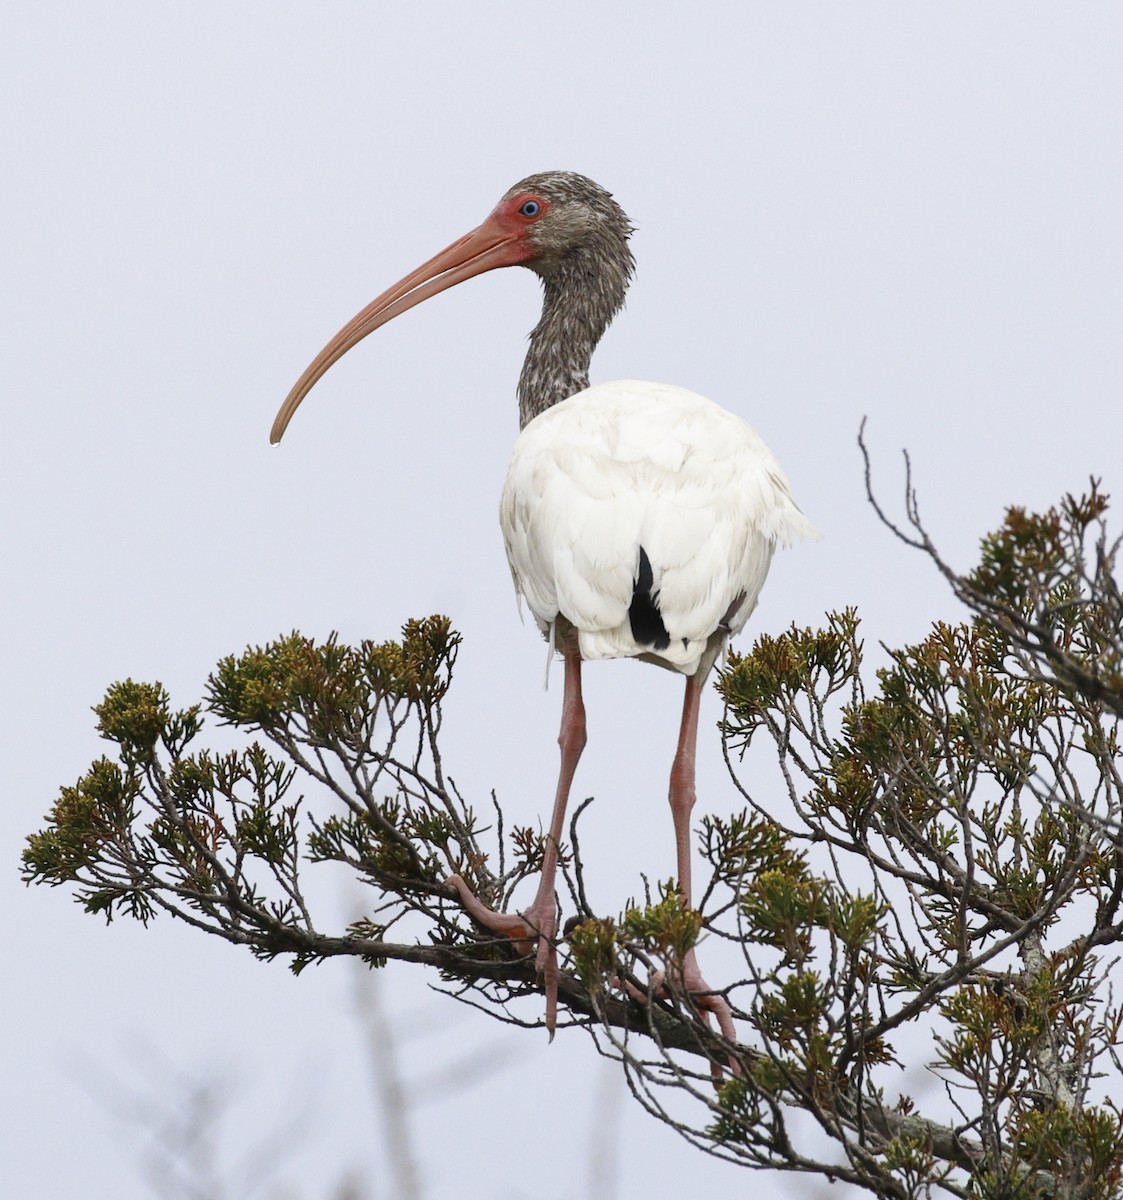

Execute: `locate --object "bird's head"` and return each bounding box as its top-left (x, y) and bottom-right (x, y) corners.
top-left (270, 171), bottom-right (634, 445)
top-left (497, 171), bottom-right (635, 281)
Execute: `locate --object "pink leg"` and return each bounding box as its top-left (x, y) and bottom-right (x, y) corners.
top-left (666, 677), bottom-right (738, 1049)
top-left (447, 650), bottom-right (586, 1037)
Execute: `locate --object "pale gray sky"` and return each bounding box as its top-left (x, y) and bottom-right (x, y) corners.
top-left (4, 5), bottom-right (1122, 1197)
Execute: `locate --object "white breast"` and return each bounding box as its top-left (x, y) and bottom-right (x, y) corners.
top-left (499, 380), bottom-right (815, 676)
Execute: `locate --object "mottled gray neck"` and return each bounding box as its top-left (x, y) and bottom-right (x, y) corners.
top-left (517, 248), bottom-right (632, 429)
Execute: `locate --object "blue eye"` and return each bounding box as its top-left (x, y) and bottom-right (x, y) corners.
top-left (519, 199), bottom-right (541, 218)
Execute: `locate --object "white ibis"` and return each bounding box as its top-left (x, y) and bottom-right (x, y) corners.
top-left (271, 172), bottom-right (814, 1045)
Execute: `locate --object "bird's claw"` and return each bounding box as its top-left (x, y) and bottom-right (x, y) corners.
top-left (446, 874), bottom-right (560, 1036)
top-left (620, 950), bottom-right (741, 1082)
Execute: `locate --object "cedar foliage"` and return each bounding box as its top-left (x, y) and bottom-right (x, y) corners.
top-left (24, 482), bottom-right (1123, 1199)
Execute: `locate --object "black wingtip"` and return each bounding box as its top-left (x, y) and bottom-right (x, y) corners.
top-left (628, 547), bottom-right (671, 651)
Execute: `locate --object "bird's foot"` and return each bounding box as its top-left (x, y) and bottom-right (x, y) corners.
top-left (661, 950), bottom-right (738, 1045)
top-left (625, 949), bottom-right (741, 1081)
top-left (446, 874), bottom-right (560, 1037)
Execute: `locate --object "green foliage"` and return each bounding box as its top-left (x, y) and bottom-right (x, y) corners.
top-left (1012, 1103), bottom-right (1123, 1200)
top-left (22, 485), bottom-right (1123, 1198)
top-left (699, 808), bottom-right (809, 885)
top-left (208, 615), bottom-right (459, 740)
top-left (95, 679), bottom-right (202, 762)
top-left (972, 491), bottom-right (1107, 617)
top-left (22, 619), bottom-right (471, 951)
top-left (567, 890), bottom-right (706, 1006)
top-left (622, 883), bottom-right (703, 958)
top-left (700, 487), bottom-right (1123, 1193)
top-left (965, 485), bottom-right (1123, 719)
top-left (718, 608), bottom-right (861, 742)
top-left (23, 757), bottom-right (148, 919)
top-left (567, 916), bottom-right (620, 990)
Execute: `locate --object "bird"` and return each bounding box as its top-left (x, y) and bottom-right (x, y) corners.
top-left (270, 171), bottom-right (815, 1047)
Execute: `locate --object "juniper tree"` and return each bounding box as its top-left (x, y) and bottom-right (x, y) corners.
top-left (24, 470), bottom-right (1123, 1199)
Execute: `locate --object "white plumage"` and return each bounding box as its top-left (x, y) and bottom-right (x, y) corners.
top-left (501, 379), bottom-right (815, 675)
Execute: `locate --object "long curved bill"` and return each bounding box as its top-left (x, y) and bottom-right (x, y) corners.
top-left (270, 210), bottom-right (532, 444)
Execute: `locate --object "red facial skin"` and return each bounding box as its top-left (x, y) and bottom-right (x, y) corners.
top-left (270, 193), bottom-right (550, 444)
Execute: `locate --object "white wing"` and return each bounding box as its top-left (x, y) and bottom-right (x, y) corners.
top-left (499, 380), bottom-right (816, 676)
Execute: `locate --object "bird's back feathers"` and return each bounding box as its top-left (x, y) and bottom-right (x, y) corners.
top-left (500, 380), bottom-right (816, 677)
